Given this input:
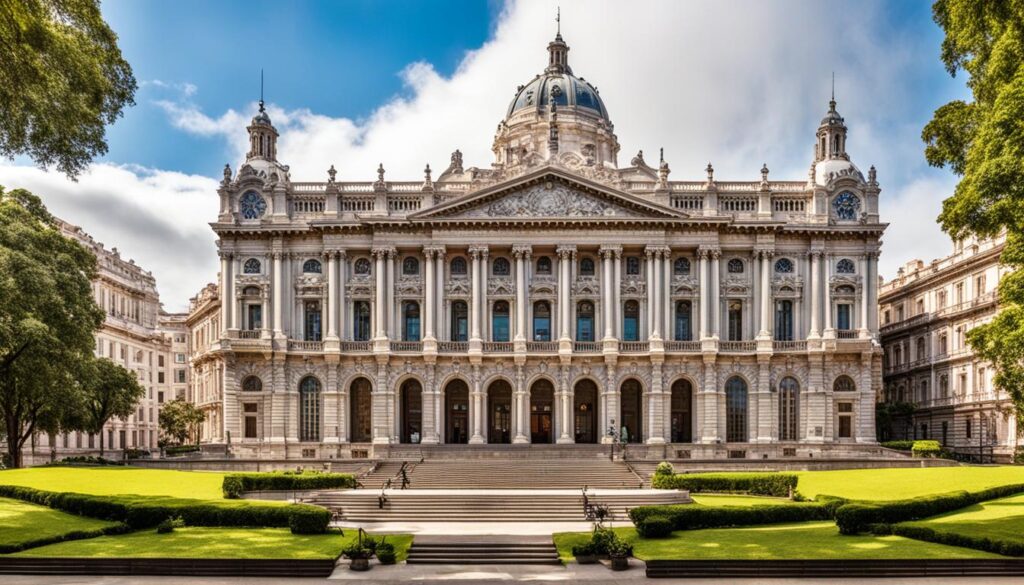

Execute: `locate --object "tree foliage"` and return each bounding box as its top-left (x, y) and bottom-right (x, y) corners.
top-left (81, 357), bottom-right (144, 455)
top-left (0, 0), bottom-right (136, 178)
top-left (158, 398), bottom-right (205, 446)
top-left (923, 0), bottom-right (1024, 421)
top-left (0, 185), bottom-right (104, 467)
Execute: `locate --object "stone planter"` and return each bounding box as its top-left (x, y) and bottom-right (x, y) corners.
top-left (348, 558), bottom-right (370, 571)
top-left (610, 555), bottom-right (629, 571)
top-left (576, 554), bottom-right (598, 565)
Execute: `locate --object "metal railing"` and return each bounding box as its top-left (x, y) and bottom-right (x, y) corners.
top-left (573, 341), bottom-right (601, 353)
top-left (438, 341), bottom-right (468, 353)
top-left (664, 340), bottom-right (701, 352)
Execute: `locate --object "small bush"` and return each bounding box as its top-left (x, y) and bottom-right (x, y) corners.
top-left (156, 516), bottom-right (185, 534)
top-left (880, 440), bottom-right (914, 451)
top-left (164, 445), bottom-right (201, 456)
top-left (222, 471), bottom-right (356, 498)
top-left (590, 526), bottom-right (617, 555)
top-left (376, 541), bottom-right (397, 565)
top-left (636, 514), bottom-right (673, 538)
top-left (630, 501), bottom-right (835, 535)
top-left (288, 505), bottom-right (331, 534)
top-left (911, 440), bottom-right (943, 458)
top-left (571, 542), bottom-right (596, 557)
top-left (652, 472), bottom-right (798, 497)
top-left (654, 461), bottom-right (674, 476)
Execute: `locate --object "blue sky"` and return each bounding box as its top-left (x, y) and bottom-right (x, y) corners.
top-left (0, 0), bottom-right (970, 311)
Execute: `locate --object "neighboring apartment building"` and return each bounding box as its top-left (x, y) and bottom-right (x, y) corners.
top-left (879, 234), bottom-right (1019, 461)
top-left (24, 221), bottom-right (174, 464)
top-left (185, 283), bottom-right (222, 443)
top-left (159, 312), bottom-right (191, 401)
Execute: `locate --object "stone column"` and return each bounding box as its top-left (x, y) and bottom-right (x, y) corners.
top-left (435, 250), bottom-right (446, 340)
top-left (868, 251), bottom-right (879, 334)
top-left (601, 246), bottom-right (616, 340)
top-left (808, 251), bottom-right (821, 339)
top-left (557, 245), bottom-right (574, 341)
top-left (423, 247), bottom-right (436, 341)
top-left (758, 250), bottom-right (773, 339)
top-left (663, 251), bottom-right (673, 338)
top-left (604, 365), bottom-right (618, 443)
top-left (513, 245), bottom-right (530, 343)
top-left (823, 253), bottom-right (834, 337)
top-left (386, 249), bottom-right (397, 339)
top-left (650, 247), bottom-right (663, 340)
top-left (219, 252), bottom-right (231, 335)
top-left (338, 252), bottom-right (347, 341)
top-left (859, 253), bottom-right (870, 338)
top-left (271, 252), bottom-right (282, 336)
top-left (698, 249), bottom-right (709, 338)
top-left (326, 251), bottom-right (338, 340)
top-left (373, 248), bottom-right (387, 339)
top-left (557, 365), bottom-right (573, 443)
top-left (614, 250), bottom-right (622, 338)
top-left (647, 363), bottom-right (666, 444)
top-left (711, 249), bottom-right (721, 338)
top-left (513, 365), bottom-right (528, 443)
top-left (470, 366), bottom-right (484, 444)
top-left (646, 250), bottom-right (655, 338)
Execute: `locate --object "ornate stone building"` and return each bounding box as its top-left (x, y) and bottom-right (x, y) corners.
top-left (197, 31), bottom-right (885, 459)
top-left (879, 234), bottom-right (1018, 461)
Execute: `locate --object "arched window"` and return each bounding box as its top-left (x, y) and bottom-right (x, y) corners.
top-left (493, 257), bottom-right (511, 276)
top-left (353, 301), bottom-right (371, 341)
top-left (626, 256), bottom-right (641, 275)
top-left (576, 301), bottom-right (595, 341)
top-left (727, 259), bottom-right (744, 273)
top-left (836, 258), bottom-right (856, 274)
top-left (492, 301), bottom-right (510, 342)
top-left (243, 258), bottom-right (261, 274)
top-left (675, 300), bottom-right (692, 341)
top-left (242, 285), bottom-right (260, 296)
top-left (536, 256), bottom-right (552, 275)
top-left (402, 301), bottom-right (420, 341)
top-left (450, 257), bottom-right (467, 275)
top-left (242, 376), bottom-right (262, 392)
top-left (580, 257), bottom-right (595, 276)
top-left (402, 257), bottom-right (419, 275)
top-left (774, 300), bottom-right (793, 341)
top-left (674, 257), bottom-right (691, 276)
top-left (774, 258), bottom-right (794, 273)
top-left (623, 300), bottom-right (640, 341)
top-left (303, 259), bottom-right (322, 274)
top-left (299, 377), bottom-right (321, 442)
top-left (354, 258), bottom-right (371, 275)
top-left (451, 301), bottom-right (468, 341)
top-left (349, 377), bottom-right (372, 442)
top-left (834, 375), bottom-right (856, 392)
top-left (725, 376), bottom-right (748, 442)
top-left (533, 301), bottom-right (551, 341)
top-left (400, 379), bottom-right (422, 444)
top-left (779, 377), bottom-right (799, 441)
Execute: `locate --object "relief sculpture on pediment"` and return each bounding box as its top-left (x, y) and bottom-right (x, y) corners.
top-left (457, 183), bottom-right (640, 218)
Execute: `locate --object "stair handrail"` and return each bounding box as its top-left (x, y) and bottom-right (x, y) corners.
top-left (621, 458), bottom-right (646, 488)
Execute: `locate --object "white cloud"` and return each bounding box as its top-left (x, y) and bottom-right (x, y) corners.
top-left (3, 0), bottom-right (959, 310)
top-left (0, 162), bottom-right (219, 313)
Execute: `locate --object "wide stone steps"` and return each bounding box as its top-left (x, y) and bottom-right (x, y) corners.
top-left (380, 459), bottom-right (643, 489)
top-left (406, 538), bottom-right (560, 565)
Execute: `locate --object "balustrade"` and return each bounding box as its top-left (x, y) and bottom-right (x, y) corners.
top-left (340, 341), bottom-right (371, 352)
top-left (525, 341), bottom-right (558, 353)
top-left (772, 340), bottom-right (807, 352)
top-left (288, 340), bottom-right (323, 352)
top-left (573, 341), bottom-right (601, 353)
top-left (482, 342), bottom-right (514, 353)
top-left (619, 341), bottom-right (650, 352)
top-left (390, 341), bottom-right (423, 352)
top-left (719, 340), bottom-right (757, 352)
top-left (438, 341), bottom-right (469, 353)
top-left (664, 340), bottom-right (701, 352)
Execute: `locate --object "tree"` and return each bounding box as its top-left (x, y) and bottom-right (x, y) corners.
top-left (0, 185), bottom-right (104, 467)
top-left (158, 399), bottom-right (205, 446)
top-left (0, 0), bottom-right (136, 178)
top-left (923, 1), bottom-right (1024, 421)
top-left (81, 357), bottom-right (144, 456)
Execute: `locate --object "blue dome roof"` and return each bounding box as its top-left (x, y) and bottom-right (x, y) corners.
top-left (507, 72), bottom-right (609, 121)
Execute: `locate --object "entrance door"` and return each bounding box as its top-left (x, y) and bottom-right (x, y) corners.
top-left (487, 381), bottom-right (512, 444)
top-left (670, 379), bottom-right (693, 443)
top-left (445, 380), bottom-right (469, 444)
top-left (400, 380), bottom-right (422, 443)
top-left (620, 379), bottom-right (642, 443)
top-left (574, 380), bottom-right (598, 443)
top-left (530, 380), bottom-right (554, 443)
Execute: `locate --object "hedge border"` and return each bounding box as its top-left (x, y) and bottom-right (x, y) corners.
top-left (630, 498), bottom-right (844, 534)
top-left (0, 523), bottom-right (129, 554)
top-left (835, 484), bottom-right (1024, 535)
top-left (222, 472), bottom-right (356, 499)
top-left (652, 472), bottom-right (798, 497)
top-left (892, 523), bottom-right (1024, 558)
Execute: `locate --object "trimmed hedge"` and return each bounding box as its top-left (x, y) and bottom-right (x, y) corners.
top-left (630, 500), bottom-right (839, 533)
top-left (880, 440), bottom-right (914, 451)
top-left (635, 514), bottom-right (674, 538)
top-left (0, 523), bottom-right (129, 554)
top-left (0, 485), bottom-right (331, 535)
top-left (892, 523), bottom-right (1024, 557)
top-left (911, 440), bottom-right (942, 457)
top-left (222, 472), bottom-right (356, 498)
top-left (834, 483), bottom-right (1024, 535)
top-left (652, 472), bottom-right (798, 497)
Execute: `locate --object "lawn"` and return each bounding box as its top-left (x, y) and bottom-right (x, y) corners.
top-left (795, 466), bottom-right (1024, 501)
top-left (690, 494), bottom-right (793, 507)
top-left (13, 527), bottom-right (414, 561)
top-left (901, 492), bottom-right (1024, 546)
top-left (553, 522), bottom-right (1005, 562)
top-left (0, 497), bottom-right (119, 551)
top-left (0, 467), bottom-right (226, 500)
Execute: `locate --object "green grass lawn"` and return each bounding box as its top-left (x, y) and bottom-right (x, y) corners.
top-left (690, 494), bottom-right (793, 507)
top-left (0, 497), bottom-right (119, 551)
top-left (553, 523), bottom-right (1005, 562)
top-left (795, 466), bottom-right (1024, 501)
top-left (901, 492), bottom-right (1024, 545)
top-left (0, 467), bottom-right (226, 500)
top-left (13, 527), bottom-right (413, 561)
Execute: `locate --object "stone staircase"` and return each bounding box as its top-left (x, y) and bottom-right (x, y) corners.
top-left (310, 487), bottom-right (689, 522)
top-left (364, 458), bottom-right (643, 489)
top-left (356, 461), bottom-right (409, 488)
top-left (406, 536), bottom-right (560, 565)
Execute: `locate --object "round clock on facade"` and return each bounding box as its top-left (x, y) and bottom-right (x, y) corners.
top-left (239, 191), bottom-right (267, 219)
top-left (832, 191), bottom-right (861, 221)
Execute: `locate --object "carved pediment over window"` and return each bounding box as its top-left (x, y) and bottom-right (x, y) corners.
top-left (724, 285), bottom-right (750, 297)
top-left (573, 276), bottom-right (601, 296)
top-left (459, 183), bottom-right (640, 218)
top-left (621, 275), bottom-right (646, 296)
top-left (237, 275), bottom-right (269, 286)
top-left (771, 275), bottom-right (804, 293)
top-left (487, 278), bottom-right (515, 296)
top-left (446, 279), bottom-right (471, 297)
top-left (723, 275), bottom-right (749, 287)
top-left (346, 282), bottom-right (373, 297)
top-left (529, 277), bottom-right (557, 296)
top-left (296, 275), bottom-right (324, 287)
top-left (396, 281), bottom-right (422, 296)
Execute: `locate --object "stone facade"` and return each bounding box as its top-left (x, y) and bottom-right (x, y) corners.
top-left (879, 234), bottom-right (1019, 461)
top-left (193, 32), bottom-right (885, 459)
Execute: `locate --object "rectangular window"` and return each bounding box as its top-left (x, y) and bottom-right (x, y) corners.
top-left (158, 355), bottom-right (165, 368)
top-left (837, 403), bottom-right (853, 439)
top-left (247, 304), bottom-right (263, 330)
top-left (837, 304), bottom-right (852, 330)
top-left (245, 416), bottom-right (258, 439)
top-left (955, 282), bottom-right (964, 304)
top-left (916, 298), bottom-right (925, 315)
top-left (774, 300), bottom-right (793, 342)
top-left (175, 369), bottom-right (186, 383)
top-left (977, 367), bottom-right (986, 392)
top-left (175, 353), bottom-right (186, 364)
top-left (727, 302), bottom-right (743, 341)
top-left (976, 274), bottom-right (986, 295)
top-left (966, 418), bottom-right (973, 439)
top-left (304, 303), bottom-right (322, 342)
top-left (158, 391), bottom-right (164, 404)
top-left (157, 372), bottom-right (165, 384)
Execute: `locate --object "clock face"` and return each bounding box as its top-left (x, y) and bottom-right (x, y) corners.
top-left (239, 191), bottom-right (267, 219)
top-left (832, 191), bottom-right (861, 221)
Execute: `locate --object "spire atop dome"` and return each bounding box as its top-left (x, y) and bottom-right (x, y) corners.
top-left (246, 68), bottom-right (278, 162)
top-left (546, 8), bottom-right (571, 74)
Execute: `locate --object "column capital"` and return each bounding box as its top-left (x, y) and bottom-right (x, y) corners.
top-left (468, 244), bottom-right (489, 259)
top-left (755, 248), bottom-right (775, 259)
top-left (806, 249), bottom-right (823, 259)
top-left (556, 244), bottom-right (576, 259)
top-left (599, 244), bottom-right (622, 259)
top-left (371, 245), bottom-right (395, 259)
top-left (511, 244), bottom-right (533, 259)
top-left (218, 250), bottom-right (233, 260)
top-left (422, 244), bottom-right (446, 258)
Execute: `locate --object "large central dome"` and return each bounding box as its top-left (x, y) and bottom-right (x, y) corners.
top-left (505, 32), bottom-right (609, 123)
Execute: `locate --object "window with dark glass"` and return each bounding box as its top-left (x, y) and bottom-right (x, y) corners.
top-left (243, 258), bottom-right (261, 274)
top-left (775, 258), bottom-right (794, 273)
top-left (774, 300), bottom-right (793, 341)
top-left (626, 256), bottom-right (640, 275)
top-left (493, 257), bottom-right (511, 276)
top-left (354, 258), bottom-right (371, 275)
top-left (402, 301), bottom-right (420, 341)
top-left (304, 301), bottom-right (322, 341)
top-left (779, 377), bottom-right (798, 440)
top-left (353, 301), bottom-right (371, 341)
top-left (833, 375), bottom-right (856, 392)
top-left (623, 300), bottom-right (640, 341)
top-left (247, 304), bottom-right (262, 330)
top-left (242, 376), bottom-right (262, 392)
top-left (674, 300), bottom-right (692, 341)
top-left (298, 376), bottom-right (321, 442)
top-left (837, 304), bottom-right (852, 330)
top-left (836, 258), bottom-right (855, 274)
top-left (536, 256), bottom-right (552, 274)
top-left (725, 376), bottom-right (748, 442)
top-left (303, 259), bottom-right (322, 274)
top-left (670, 379), bottom-right (692, 442)
top-left (674, 257), bottom-right (690, 276)
top-left (727, 301), bottom-right (743, 341)
top-left (492, 301), bottom-right (510, 342)
top-left (450, 257), bottom-right (467, 275)
top-left (580, 257), bottom-right (595, 276)
top-left (451, 301), bottom-right (469, 341)
top-left (727, 259), bottom-right (744, 273)
top-left (402, 257), bottom-right (419, 275)
top-left (576, 301), bottom-right (595, 341)
top-left (533, 301), bottom-right (551, 341)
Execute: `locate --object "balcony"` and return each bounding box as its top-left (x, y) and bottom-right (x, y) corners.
top-left (836, 330), bottom-right (859, 340)
top-left (390, 341), bottom-right (423, 352)
top-left (773, 340), bottom-right (807, 352)
top-left (619, 341), bottom-right (649, 353)
top-left (237, 329), bottom-right (261, 340)
top-left (720, 340), bottom-right (756, 352)
top-left (288, 340), bottom-right (323, 352)
top-left (438, 341), bottom-right (468, 353)
top-left (482, 342), bottom-right (514, 353)
top-left (339, 341), bottom-right (371, 352)
top-left (664, 340), bottom-right (701, 353)
top-left (526, 341), bottom-right (558, 353)
top-left (573, 341), bottom-right (601, 353)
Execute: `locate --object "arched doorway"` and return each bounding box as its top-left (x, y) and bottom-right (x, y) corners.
top-left (349, 377), bottom-right (373, 443)
top-left (725, 376), bottom-right (748, 442)
top-left (573, 379), bottom-right (598, 443)
top-left (444, 379), bottom-right (469, 444)
top-left (670, 379), bottom-right (693, 443)
top-left (619, 379), bottom-right (642, 443)
top-left (399, 379), bottom-right (422, 443)
top-left (487, 380), bottom-right (512, 444)
top-left (530, 379), bottom-right (554, 443)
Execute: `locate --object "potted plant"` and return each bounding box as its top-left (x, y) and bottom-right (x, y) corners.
top-left (572, 542), bottom-right (598, 564)
top-left (607, 539), bottom-right (633, 571)
top-left (376, 541), bottom-right (397, 565)
top-left (342, 542), bottom-right (374, 571)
